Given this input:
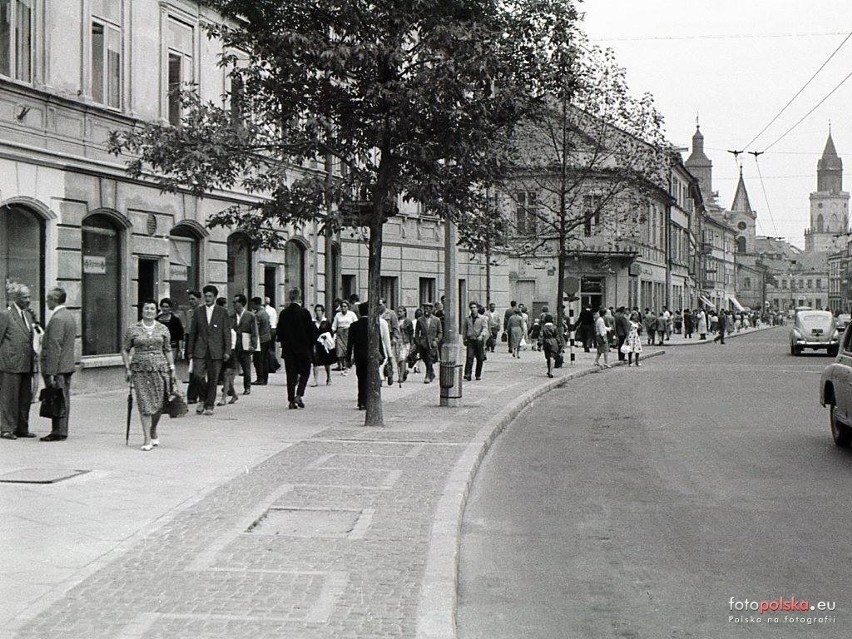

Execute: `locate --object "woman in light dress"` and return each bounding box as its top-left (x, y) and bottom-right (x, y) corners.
top-left (331, 301), bottom-right (358, 375)
top-left (625, 311), bottom-right (643, 367)
top-left (122, 299), bottom-right (176, 451)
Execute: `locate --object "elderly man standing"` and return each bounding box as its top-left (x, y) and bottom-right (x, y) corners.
top-left (0, 283), bottom-right (37, 440)
top-left (39, 287), bottom-right (77, 441)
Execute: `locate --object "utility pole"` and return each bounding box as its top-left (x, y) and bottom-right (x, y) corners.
top-left (439, 219), bottom-right (461, 407)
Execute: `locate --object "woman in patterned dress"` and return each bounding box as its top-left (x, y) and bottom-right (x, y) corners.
top-left (331, 300), bottom-right (358, 375)
top-left (122, 299), bottom-right (176, 451)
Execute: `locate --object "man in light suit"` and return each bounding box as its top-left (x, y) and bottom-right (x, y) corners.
top-left (414, 301), bottom-right (443, 384)
top-left (251, 297), bottom-right (271, 385)
top-left (231, 294), bottom-right (258, 395)
top-left (39, 287), bottom-right (76, 441)
top-left (187, 284), bottom-right (232, 415)
top-left (0, 282), bottom-right (37, 440)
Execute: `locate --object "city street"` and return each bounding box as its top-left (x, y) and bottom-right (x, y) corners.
top-left (458, 327), bottom-right (847, 638)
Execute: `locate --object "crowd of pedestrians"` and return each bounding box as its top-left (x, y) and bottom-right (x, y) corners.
top-left (2, 276), bottom-right (779, 450)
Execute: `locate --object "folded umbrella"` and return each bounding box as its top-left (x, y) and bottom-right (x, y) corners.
top-left (125, 380), bottom-right (133, 446)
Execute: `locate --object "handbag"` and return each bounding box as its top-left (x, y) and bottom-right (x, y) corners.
top-left (501, 332), bottom-right (508, 342)
top-left (554, 352), bottom-right (564, 368)
top-left (38, 386), bottom-right (66, 419)
top-left (165, 378), bottom-right (188, 418)
top-left (620, 342), bottom-right (631, 355)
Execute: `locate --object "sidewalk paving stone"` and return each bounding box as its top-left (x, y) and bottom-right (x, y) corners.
top-left (0, 331), bottom-right (769, 639)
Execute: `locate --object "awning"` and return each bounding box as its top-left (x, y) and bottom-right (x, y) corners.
top-left (729, 295), bottom-right (746, 312)
top-left (699, 296), bottom-right (715, 308)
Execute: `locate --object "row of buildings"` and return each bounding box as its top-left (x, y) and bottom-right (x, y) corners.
top-left (0, 0), bottom-right (817, 391)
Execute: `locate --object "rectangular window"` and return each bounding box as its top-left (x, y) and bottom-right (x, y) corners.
top-left (816, 279), bottom-right (822, 290)
top-left (419, 277), bottom-right (436, 307)
top-left (0, 0), bottom-right (33, 82)
top-left (166, 17), bottom-right (194, 125)
top-left (380, 276), bottom-right (397, 311)
top-left (91, 20), bottom-right (121, 108)
top-left (515, 191), bottom-right (538, 236)
top-left (807, 279), bottom-right (813, 289)
top-left (584, 195), bottom-right (601, 237)
top-left (342, 274), bottom-right (357, 300)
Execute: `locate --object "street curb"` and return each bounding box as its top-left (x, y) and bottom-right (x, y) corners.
top-left (649, 325), bottom-right (774, 347)
top-left (414, 349), bottom-right (666, 639)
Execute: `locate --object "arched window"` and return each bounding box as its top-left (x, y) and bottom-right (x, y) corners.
top-left (1, 203), bottom-right (44, 319)
top-left (284, 239), bottom-right (306, 299)
top-left (82, 213), bottom-right (123, 355)
top-left (816, 214), bottom-right (824, 233)
top-left (227, 232), bottom-right (253, 297)
top-left (170, 224), bottom-right (201, 312)
top-left (736, 236), bottom-right (746, 253)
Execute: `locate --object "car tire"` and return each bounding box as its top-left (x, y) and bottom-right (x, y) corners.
top-left (830, 404), bottom-right (852, 448)
top-left (828, 346), bottom-right (839, 357)
top-left (790, 342), bottom-right (796, 356)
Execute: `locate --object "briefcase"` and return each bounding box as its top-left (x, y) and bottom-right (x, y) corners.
top-left (38, 387), bottom-right (66, 419)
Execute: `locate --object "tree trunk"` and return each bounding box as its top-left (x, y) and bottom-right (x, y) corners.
top-left (364, 215), bottom-right (384, 426)
top-left (556, 247), bottom-right (567, 338)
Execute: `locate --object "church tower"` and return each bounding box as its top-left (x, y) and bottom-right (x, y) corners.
top-left (806, 131), bottom-right (849, 253)
top-left (685, 125), bottom-right (715, 204)
top-left (729, 167), bottom-right (756, 253)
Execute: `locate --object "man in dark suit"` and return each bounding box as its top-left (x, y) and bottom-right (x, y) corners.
top-left (276, 287), bottom-right (314, 409)
top-left (346, 301), bottom-right (372, 409)
top-left (39, 287), bottom-right (77, 441)
top-left (184, 290), bottom-right (201, 403)
top-left (414, 301), bottom-right (443, 383)
top-left (251, 297), bottom-right (271, 385)
top-left (187, 284), bottom-right (232, 416)
top-left (230, 294), bottom-right (258, 395)
top-left (0, 282), bottom-right (37, 440)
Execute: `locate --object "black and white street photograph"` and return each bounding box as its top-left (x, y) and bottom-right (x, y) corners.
top-left (1, 0), bottom-right (851, 637)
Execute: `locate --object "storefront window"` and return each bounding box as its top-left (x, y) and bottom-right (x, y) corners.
top-left (284, 239), bottom-right (305, 296)
top-left (227, 232), bottom-right (252, 297)
top-left (0, 203), bottom-right (43, 319)
top-left (169, 225), bottom-right (199, 313)
top-left (82, 214), bottom-right (122, 355)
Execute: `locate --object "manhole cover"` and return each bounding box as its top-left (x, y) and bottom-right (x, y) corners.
top-left (247, 508), bottom-right (361, 537)
top-left (0, 468), bottom-right (89, 484)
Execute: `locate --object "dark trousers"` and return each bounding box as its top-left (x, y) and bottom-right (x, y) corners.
top-left (42, 373), bottom-right (71, 436)
top-left (418, 345), bottom-right (436, 380)
top-left (194, 357), bottom-right (223, 410)
top-left (234, 350), bottom-right (253, 392)
top-left (0, 371), bottom-right (33, 435)
top-left (354, 358), bottom-right (368, 407)
top-left (283, 353), bottom-right (311, 402)
top-left (253, 341), bottom-right (270, 383)
top-left (488, 328), bottom-right (498, 352)
top-left (616, 335), bottom-right (627, 361)
top-left (186, 373), bottom-right (200, 402)
top-left (464, 341), bottom-right (485, 378)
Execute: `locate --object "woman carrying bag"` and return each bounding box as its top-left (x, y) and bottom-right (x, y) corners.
top-left (122, 299), bottom-right (178, 451)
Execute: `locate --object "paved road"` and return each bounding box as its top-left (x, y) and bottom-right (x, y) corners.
top-left (458, 327), bottom-right (850, 638)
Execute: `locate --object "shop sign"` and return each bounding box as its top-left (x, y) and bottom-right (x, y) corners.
top-left (170, 264), bottom-right (188, 281)
top-left (83, 255), bottom-right (106, 274)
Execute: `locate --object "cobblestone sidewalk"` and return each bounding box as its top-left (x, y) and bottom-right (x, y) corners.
top-left (3, 344), bottom-right (670, 639)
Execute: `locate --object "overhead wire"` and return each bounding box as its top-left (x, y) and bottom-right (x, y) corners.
top-left (752, 156), bottom-right (780, 237)
top-left (760, 68), bottom-right (852, 152)
top-left (742, 31), bottom-right (852, 150)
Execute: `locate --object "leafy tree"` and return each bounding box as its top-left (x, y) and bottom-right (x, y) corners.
top-left (499, 24), bottom-right (670, 338)
top-left (109, 0), bottom-right (578, 426)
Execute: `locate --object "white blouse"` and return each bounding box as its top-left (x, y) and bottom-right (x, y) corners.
top-left (332, 310), bottom-right (358, 331)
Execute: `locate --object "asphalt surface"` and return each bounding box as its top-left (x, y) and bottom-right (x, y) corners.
top-left (458, 327), bottom-right (850, 638)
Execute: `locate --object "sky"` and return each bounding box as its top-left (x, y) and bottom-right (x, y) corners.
top-left (581, 0), bottom-right (852, 248)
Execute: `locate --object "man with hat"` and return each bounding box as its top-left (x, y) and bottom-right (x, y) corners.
top-left (414, 301), bottom-right (442, 383)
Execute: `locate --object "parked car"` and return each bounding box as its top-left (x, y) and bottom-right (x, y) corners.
top-left (789, 310), bottom-right (839, 356)
top-left (820, 325), bottom-right (852, 446)
top-left (836, 314), bottom-right (851, 332)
